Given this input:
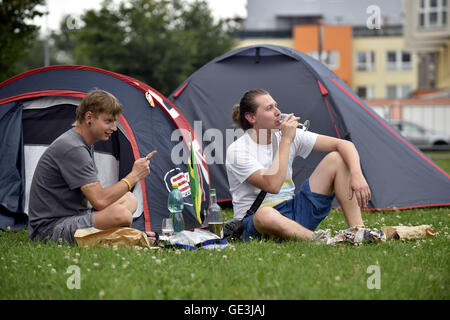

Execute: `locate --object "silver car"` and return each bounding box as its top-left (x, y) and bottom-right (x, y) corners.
top-left (390, 120), bottom-right (450, 150)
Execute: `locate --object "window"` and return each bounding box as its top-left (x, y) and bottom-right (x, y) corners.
top-left (386, 85), bottom-right (412, 99)
top-left (405, 123), bottom-right (425, 134)
top-left (309, 51), bottom-right (340, 70)
top-left (386, 86), bottom-right (397, 99)
top-left (356, 51), bottom-right (375, 71)
top-left (356, 86), bottom-right (375, 99)
top-left (386, 51), bottom-right (412, 71)
top-left (418, 0), bottom-right (447, 29)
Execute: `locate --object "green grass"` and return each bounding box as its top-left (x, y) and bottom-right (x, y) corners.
top-left (1, 207), bottom-right (449, 300)
top-left (0, 152), bottom-right (448, 300)
top-left (425, 150), bottom-right (450, 174)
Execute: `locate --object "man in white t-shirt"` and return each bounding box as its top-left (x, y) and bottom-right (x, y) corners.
top-left (226, 89), bottom-right (371, 241)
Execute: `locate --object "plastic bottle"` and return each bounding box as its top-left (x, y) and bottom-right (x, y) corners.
top-left (207, 188), bottom-right (224, 238)
top-left (168, 183), bottom-right (185, 233)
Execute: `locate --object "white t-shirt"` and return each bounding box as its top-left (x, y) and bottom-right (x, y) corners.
top-left (226, 129), bottom-right (318, 220)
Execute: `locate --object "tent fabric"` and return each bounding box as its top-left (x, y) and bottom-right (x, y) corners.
top-left (0, 102), bottom-right (26, 228)
top-left (169, 44), bottom-right (450, 210)
top-left (0, 65), bottom-right (210, 232)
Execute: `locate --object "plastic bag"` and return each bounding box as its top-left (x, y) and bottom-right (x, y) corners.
top-left (160, 228), bottom-right (229, 251)
top-left (327, 226), bottom-right (386, 246)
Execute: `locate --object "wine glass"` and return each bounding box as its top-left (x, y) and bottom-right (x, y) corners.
top-left (161, 218), bottom-right (174, 237)
top-left (280, 113), bottom-right (310, 132)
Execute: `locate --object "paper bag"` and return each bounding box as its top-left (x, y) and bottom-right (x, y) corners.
top-left (74, 227), bottom-right (151, 248)
top-left (381, 225), bottom-right (437, 240)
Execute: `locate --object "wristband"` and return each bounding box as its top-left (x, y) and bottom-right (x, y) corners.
top-left (121, 178), bottom-right (132, 191)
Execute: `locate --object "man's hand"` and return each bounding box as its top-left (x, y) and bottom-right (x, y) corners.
top-left (81, 151), bottom-right (158, 211)
top-left (348, 172), bottom-right (371, 208)
top-left (280, 113), bottom-right (300, 143)
top-left (129, 150), bottom-right (157, 183)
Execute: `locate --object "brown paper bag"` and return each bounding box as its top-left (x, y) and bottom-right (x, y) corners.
top-left (381, 225), bottom-right (437, 240)
top-left (74, 227), bottom-right (151, 248)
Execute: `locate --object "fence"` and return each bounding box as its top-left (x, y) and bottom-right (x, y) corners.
top-left (366, 99), bottom-right (450, 135)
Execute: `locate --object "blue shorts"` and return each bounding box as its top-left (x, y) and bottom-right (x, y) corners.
top-left (242, 179), bottom-right (334, 241)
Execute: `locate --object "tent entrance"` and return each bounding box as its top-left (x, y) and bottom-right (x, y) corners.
top-left (20, 96), bottom-right (144, 219)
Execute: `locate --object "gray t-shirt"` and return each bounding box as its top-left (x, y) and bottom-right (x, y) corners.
top-left (28, 128), bottom-right (99, 240)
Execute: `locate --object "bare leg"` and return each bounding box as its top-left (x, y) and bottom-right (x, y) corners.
top-left (251, 152), bottom-right (364, 241)
top-left (92, 192), bottom-right (137, 229)
top-left (309, 152), bottom-right (364, 227)
top-left (91, 192), bottom-right (158, 244)
top-left (110, 191), bottom-right (138, 213)
top-left (253, 207), bottom-right (314, 240)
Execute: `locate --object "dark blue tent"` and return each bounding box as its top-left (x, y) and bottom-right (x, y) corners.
top-left (0, 65), bottom-right (210, 232)
top-left (170, 44), bottom-right (450, 210)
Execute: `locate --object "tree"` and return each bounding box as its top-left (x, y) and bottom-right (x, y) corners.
top-left (0, 0), bottom-right (45, 82)
top-left (12, 35), bottom-right (59, 71)
top-left (51, 0), bottom-right (239, 95)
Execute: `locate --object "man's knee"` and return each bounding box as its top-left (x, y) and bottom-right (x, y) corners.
top-left (253, 207), bottom-right (284, 232)
top-left (124, 192), bottom-right (138, 213)
top-left (112, 205), bottom-right (133, 227)
top-left (125, 191), bottom-right (136, 201)
top-left (326, 151), bottom-right (345, 169)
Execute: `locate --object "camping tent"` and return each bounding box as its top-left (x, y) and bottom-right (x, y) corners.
top-left (170, 44), bottom-right (450, 210)
top-left (0, 65), bottom-right (210, 232)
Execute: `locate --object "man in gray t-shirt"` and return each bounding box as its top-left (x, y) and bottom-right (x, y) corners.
top-left (28, 90), bottom-right (157, 244)
top-left (28, 129), bottom-right (99, 241)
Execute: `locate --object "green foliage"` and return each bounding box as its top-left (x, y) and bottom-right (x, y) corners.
top-left (50, 0), bottom-right (237, 95)
top-left (0, 0), bottom-right (45, 81)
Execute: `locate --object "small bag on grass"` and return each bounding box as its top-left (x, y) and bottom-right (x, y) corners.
top-left (74, 227), bottom-right (152, 249)
top-left (381, 225), bottom-right (437, 240)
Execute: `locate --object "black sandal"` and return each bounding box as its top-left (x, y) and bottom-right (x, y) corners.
top-left (146, 231), bottom-right (159, 245)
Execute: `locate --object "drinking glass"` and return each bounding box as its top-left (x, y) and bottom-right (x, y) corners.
top-left (280, 113), bottom-right (310, 131)
top-left (161, 218), bottom-right (174, 237)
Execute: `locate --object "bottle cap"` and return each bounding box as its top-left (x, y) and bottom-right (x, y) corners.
top-left (210, 188), bottom-right (216, 194)
top-left (172, 183), bottom-right (178, 188)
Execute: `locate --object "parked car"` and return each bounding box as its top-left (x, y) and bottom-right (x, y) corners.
top-left (390, 120), bottom-right (450, 150)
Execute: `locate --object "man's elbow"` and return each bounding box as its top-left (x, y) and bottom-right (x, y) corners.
top-left (338, 139), bottom-right (355, 149)
top-left (260, 176), bottom-right (282, 194)
top-left (264, 185), bottom-right (281, 195)
top-left (90, 199), bottom-right (108, 211)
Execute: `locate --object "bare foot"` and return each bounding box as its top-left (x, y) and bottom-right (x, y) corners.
top-left (145, 231), bottom-right (159, 244)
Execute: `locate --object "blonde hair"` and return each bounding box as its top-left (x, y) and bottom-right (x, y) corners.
top-left (232, 89), bottom-right (269, 130)
top-left (73, 90), bottom-right (123, 126)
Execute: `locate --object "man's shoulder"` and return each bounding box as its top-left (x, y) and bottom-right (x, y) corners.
top-left (227, 132), bottom-right (249, 151)
top-left (53, 128), bottom-right (78, 144)
top-left (39, 130), bottom-right (92, 167)
top-left (51, 129), bottom-right (86, 151)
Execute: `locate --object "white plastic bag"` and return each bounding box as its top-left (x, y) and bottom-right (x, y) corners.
top-left (163, 228), bottom-right (229, 250)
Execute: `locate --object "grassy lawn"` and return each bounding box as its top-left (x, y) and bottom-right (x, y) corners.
top-left (425, 150), bottom-right (450, 174)
top-left (0, 152), bottom-right (449, 300)
top-left (1, 208), bottom-right (448, 300)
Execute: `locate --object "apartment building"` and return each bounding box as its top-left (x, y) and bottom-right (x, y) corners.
top-left (404, 0), bottom-right (449, 92)
top-left (353, 33), bottom-right (419, 100)
top-left (235, 0), bottom-right (419, 98)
